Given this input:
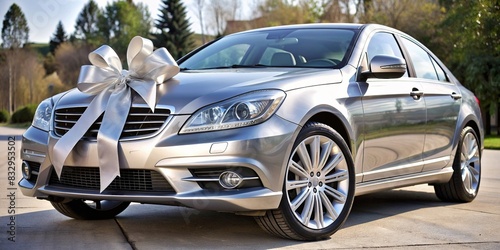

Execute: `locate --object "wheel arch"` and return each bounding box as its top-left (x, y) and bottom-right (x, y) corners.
top-left (453, 114), bottom-right (484, 154)
top-left (306, 111), bottom-right (353, 152)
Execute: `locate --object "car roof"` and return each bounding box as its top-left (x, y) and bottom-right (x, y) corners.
top-left (231, 23), bottom-right (404, 35)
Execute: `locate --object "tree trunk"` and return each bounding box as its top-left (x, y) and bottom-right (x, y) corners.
top-left (497, 103), bottom-right (500, 135)
top-left (8, 60), bottom-right (13, 115)
top-left (484, 105), bottom-right (491, 135)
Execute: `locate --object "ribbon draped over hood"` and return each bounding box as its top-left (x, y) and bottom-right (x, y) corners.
top-left (51, 36), bottom-right (179, 192)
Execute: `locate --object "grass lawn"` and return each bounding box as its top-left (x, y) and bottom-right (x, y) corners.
top-left (484, 135), bottom-right (500, 150)
top-left (0, 122), bottom-right (31, 128)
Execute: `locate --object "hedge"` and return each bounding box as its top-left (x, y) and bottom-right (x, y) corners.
top-left (11, 104), bottom-right (38, 124)
top-left (0, 109), bottom-right (9, 123)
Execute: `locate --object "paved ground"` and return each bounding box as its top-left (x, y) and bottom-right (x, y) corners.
top-left (1, 127), bottom-right (499, 249)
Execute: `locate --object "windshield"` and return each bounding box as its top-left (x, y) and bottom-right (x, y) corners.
top-left (179, 28), bottom-right (357, 70)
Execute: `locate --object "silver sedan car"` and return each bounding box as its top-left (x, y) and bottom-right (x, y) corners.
top-left (20, 23), bottom-right (483, 240)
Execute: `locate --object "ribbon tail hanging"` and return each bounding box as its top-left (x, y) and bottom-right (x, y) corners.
top-left (97, 86), bottom-right (132, 192)
top-left (51, 91), bottom-right (111, 178)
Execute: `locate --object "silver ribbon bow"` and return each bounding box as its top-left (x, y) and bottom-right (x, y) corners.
top-left (51, 36), bottom-right (179, 192)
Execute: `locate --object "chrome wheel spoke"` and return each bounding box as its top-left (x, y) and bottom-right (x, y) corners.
top-left (322, 152), bottom-right (343, 176)
top-left (318, 141), bottom-right (334, 171)
top-left (310, 136), bottom-right (321, 170)
top-left (289, 161), bottom-right (310, 179)
top-left (324, 185), bottom-right (347, 203)
top-left (469, 156), bottom-right (480, 168)
top-left (297, 142), bottom-right (313, 173)
top-left (291, 188), bottom-right (311, 210)
top-left (468, 162), bottom-right (480, 176)
top-left (287, 179), bottom-right (309, 191)
top-left (462, 168), bottom-right (472, 191)
top-left (314, 195), bottom-right (324, 228)
top-left (300, 193), bottom-right (314, 225)
top-left (325, 169), bottom-right (349, 184)
top-left (320, 191), bottom-right (338, 219)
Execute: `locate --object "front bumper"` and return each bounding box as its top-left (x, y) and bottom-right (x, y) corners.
top-left (19, 114), bottom-right (299, 212)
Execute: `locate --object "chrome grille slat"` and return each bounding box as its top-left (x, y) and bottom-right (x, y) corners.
top-left (122, 128), bottom-right (159, 133)
top-left (54, 126), bottom-right (71, 131)
top-left (126, 121), bottom-right (165, 125)
top-left (54, 119), bottom-right (77, 123)
top-left (54, 107), bottom-right (171, 140)
top-left (128, 113), bottom-right (170, 117)
top-left (54, 112), bottom-right (81, 116)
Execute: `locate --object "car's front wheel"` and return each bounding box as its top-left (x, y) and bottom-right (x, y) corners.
top-left (51, 199), bottom-right (130, 220)
top-left (255, 122), bottom-right (355, 240)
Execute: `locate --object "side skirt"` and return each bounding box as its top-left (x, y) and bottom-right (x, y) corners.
top-left (355, 167), bottom-right (454, 196)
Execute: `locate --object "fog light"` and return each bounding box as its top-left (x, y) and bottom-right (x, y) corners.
top-left (22, 161), bottom-right (31, 180)
top-left (219, 171), bottom-right (243, 189)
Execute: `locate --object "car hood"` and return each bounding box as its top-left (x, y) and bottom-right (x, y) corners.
top-left (55, 68), bottom-right (343, 114)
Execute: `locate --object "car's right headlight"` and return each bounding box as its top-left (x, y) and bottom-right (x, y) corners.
top-left (32, 98), bottom-right (53, 131)
top-left (180, 90), bottom-right (286, 134)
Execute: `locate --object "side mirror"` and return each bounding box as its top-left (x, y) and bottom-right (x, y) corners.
top-left (361, 55), bottom-right (406, 80)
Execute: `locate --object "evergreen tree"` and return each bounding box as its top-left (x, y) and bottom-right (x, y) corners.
top-left (1, 3), bottom-right (29, 48)
top-left (74, 0), bottom-right (101, 46)
top-left (97, 0), bottom-right (151, 59)
top-left (153, 0), bottom-right (194, 59)
top-left (49, 21), bottom-right (67, 54)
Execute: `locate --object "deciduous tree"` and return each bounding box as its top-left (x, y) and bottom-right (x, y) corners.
top-left (97, 0), bottom-right (151, 59)
top-left (441, 0), bottom-right (500, 134)
top-left (1, 3), bottom-right (29, 114)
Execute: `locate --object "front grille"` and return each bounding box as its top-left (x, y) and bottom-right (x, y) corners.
top-left (54, 106), bottom-right (170, 140)
top-left (49, 166), bottom-right (175, 193)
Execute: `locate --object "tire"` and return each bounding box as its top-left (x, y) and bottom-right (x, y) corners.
top-left (434, 126), bottom-right (481, 202)
top-left (51, 199), bottom-right (130, 220)
top-left (255, 122), bottom-right (355, 240)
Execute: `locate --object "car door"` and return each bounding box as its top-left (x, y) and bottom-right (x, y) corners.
top-left (358, 32), bottom-right (426, 182)
top-left (400, 37), bottom-right (461, 172)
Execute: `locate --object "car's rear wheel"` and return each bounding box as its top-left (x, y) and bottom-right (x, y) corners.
top-left (255, 122), bottom-right (355, 240)
top-left (51, 199), bottom-right (130, 220)
top-left (434, 126), bottom-right (481, 202)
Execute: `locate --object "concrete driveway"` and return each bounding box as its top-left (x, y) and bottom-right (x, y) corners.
top-left (1, 127), bottom-right (499, 249)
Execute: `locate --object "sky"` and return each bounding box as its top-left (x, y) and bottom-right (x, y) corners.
top-left (0, 0), bottom-right (204, 44)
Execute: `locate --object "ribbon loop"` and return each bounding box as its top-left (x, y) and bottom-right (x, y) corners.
top-left (52, 36), bottom-right (179, 192)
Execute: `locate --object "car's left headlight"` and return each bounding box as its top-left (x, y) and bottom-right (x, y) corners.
top-left (180, 90), bottom-right (286, 134)
top-left (32, 98), bottom-right (53, 131)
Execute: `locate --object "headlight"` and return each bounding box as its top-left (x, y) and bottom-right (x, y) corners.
top-left (32, 98), bottom-right (53, 131)
top-left (180, 90), bottom-right (286, 133)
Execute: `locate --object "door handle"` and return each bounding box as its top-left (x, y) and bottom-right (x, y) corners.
top-left (451, 92), bottom-right (462, 100)
top-left (410, 88), bottom-right (423, 100)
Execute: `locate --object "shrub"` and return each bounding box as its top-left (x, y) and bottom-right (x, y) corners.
top-left (0, 109), bottom-right (9, 123)
top-left (11, 104), bottom-right (37, 124)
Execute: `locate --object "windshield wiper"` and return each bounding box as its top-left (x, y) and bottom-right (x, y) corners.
top-left (194, 64), bottom-right (268, 70)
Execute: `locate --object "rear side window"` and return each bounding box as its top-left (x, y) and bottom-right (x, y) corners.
top-left (401, 38), bottom-right (445, 81)
top-left (430, 57), bottom-right (448, 82)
